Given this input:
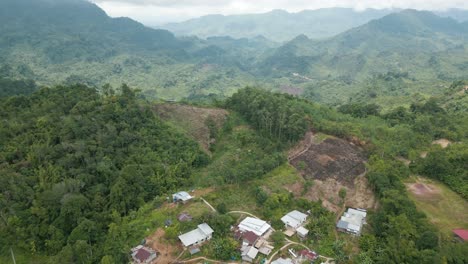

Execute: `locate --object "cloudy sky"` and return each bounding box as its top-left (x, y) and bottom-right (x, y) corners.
top-left (89, 0), bottom-right (468, 26)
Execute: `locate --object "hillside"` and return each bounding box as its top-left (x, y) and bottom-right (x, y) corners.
top-left (1, 83), bottom-right (467, 263)
top-left (258, 10), bottom-right (468, 106)
top-left (161, 8), bottom-right (394, 42)
top-left (0, 0), bottom-right (262, 99)
top-left (3, 1), bottom-right (468, 108)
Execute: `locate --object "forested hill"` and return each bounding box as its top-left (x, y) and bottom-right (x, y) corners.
top-left (0, 0), bottom-right (187, 56)
top-left (0, 0), bottom-right (261, 99)
top-left (257, 10), bottom-right (468, 106)
top-left (259, 10), bottom-right (468, 79)
top-left (0, 84), bottom-right (208, 262)
top-left (2, 1), bottom-right (468, 107)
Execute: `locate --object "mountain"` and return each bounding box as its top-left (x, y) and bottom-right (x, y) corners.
top-left (257, 10), bottom-right (468, 105)
top-left (2, 1), bottom-right (468, 107)
top-left (435, 8), bottom-right (468, 22)
top-left (160, 8), bottom-right (395, 42)
top-left (0, 0), bottom-right (262, 99)
top-left (0, 0), bottom-right (188, 57)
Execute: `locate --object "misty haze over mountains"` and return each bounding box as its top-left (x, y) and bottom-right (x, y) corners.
top-left (159, 8), bottom-right (468, 42)
top-left (1, 0), bottom-right (468, 103)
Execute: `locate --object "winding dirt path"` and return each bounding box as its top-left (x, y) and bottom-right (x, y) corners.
top-left (201, 197), bottom-right (217, 212)
top-left (176, 256), bottom-right (237, 264)
top-left (227, 210), bottom-right (261, 219)
top-left (288, 132), bottom-right (315, 162)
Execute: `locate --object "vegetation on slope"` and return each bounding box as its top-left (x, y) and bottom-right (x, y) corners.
top-left (0, 84), bottom-right (208, 262)
top-left (225, 87), bottom-right (468, 263)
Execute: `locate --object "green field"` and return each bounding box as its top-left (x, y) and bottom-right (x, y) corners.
top-left (405, 176), bottom-right (468, 235)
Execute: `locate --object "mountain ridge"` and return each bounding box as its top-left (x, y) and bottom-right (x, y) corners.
top-left (160, 7), bottom-right (468, 42)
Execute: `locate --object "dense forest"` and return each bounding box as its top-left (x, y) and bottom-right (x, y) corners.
top-left (0, 84), bottom-right (208, 262)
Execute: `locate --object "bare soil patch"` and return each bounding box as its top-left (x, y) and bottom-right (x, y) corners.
top-left (288, 133), bottom-right (375, 212)
top-left (432, 138), bottom-right (451, 148)
top-left (146, 228), bottom-right (181, 264)
top-left (289, 136), bottom-right (366, 186)
top-left (406, 181), bottom-right (441, 199)
top-left (303, 173), bottom-right (377, 213)
top-left (154, 104), bottom-right (228, 153)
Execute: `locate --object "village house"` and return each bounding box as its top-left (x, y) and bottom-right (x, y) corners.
top-left (235, 229), bottom-right (273, 260)
top-left (238, 217), bottom-right (272, 236)
top-left (298, 249), bottom-right (318, 262)
top-left (336, 208), bottom-right (367, 236)
top-left (281, 210), bottom-right (308, 230)
top-left (234, 230), bottom-right (260, 246)
top-left (131, 245), bottom-right (157, 264)
top-left (281, 210), bottom-right (309, 237)
top-left (296, 226), bottom-right (309, 239)
top-left (177, 212), bottom-right (193, 222)
top-left (172, 191), bottom-right (193, 203)
top-left (178, 223), bottom-right (214, 249)
top-left (241, 245), bottom-right (259, 263)
top-left (452, 229), bottom-right (468, 242)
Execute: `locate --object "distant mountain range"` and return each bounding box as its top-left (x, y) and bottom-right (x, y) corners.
top-left (160, 8), bottom-right (468, 42)
top-left (1, 0), bottom-right (468, 106)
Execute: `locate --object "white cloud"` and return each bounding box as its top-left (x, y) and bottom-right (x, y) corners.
top-left (89, 0), bottom-right (468, 25)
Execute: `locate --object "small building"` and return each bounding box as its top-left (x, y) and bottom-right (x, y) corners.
top-left (238, 217), bottom-right (271, 236)
top-left (240, 231), bottom-right (260, 246)
top-left (298, 249), bottom-right (318, 262)
top-left (258, 244), bottom-right (274, 256)
top-left (188, 247), bottom-right (201, 255)
top-left (131, 245), bottom-right (157, 264)
top-left (241, 245), bottom-right (259, 263)
top-left (271, 257), bottom-right (294, 264)
top-left (452, 229), bottom-right (468, 242)
top-left (281, 210), bottom-right (308, 230)
top-left (172, 191), bottom-right (193, 203)
top-left (178, 223), bottom-right (214, 248)
top-left (177, 212), bottom-right (193, 222)
top-left (336, 208), bottom-right (367, 236)
top-left (296, 226), bottom-right (309, 238)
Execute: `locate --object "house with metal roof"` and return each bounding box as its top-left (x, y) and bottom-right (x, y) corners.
top-left (178, 223), bottom-right (214, 248)
top-left (298, 249), bottom-right (318, 262)
top-left (336, 208), bottom-right (367, 235)
top-left (281, 210), bottom-right (308, 230)
top-left (238, 217), bottom-right (271, 236)
top-left (177, 212), bottom-right (193, 222)
top-left (241, 245), bottom-right (259, 263)
top-left (296, 226), bottom-right (309, 238)
top-left (452, 229), bottom-right (468, 242)
top-left (172, 191), bottom-right (193, 203)
top-left (131, 245), bottom-right (157, 264)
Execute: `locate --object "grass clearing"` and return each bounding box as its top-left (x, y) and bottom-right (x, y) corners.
top-left (261, 164), bottom-right (304, 192)
top-left (203, 185), bottom-right (258, 213)
top-left (405, 176), bottom-right (468, 235)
